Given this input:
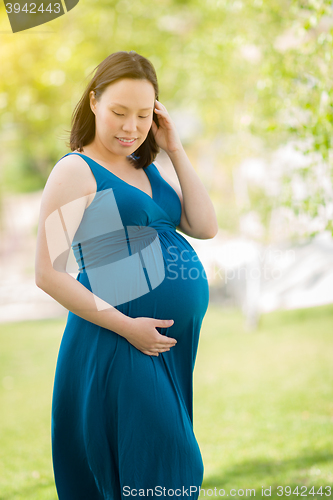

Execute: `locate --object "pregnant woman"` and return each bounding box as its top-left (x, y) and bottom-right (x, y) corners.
top-left (35, 50), bottom-right (218, 500)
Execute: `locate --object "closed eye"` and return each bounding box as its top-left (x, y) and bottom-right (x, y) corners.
top-left (113, 111), bottom-right (149, 119)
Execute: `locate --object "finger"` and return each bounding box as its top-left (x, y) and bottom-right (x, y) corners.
top-left (156, 319), bottom-right (174, 327)
top-left (151, 342), bottom-right (176, 351)
top-left (143, 351), bottom-right (159, 357)
top-left (154, 102), bottom-right (166, 112)
top-left (156, 340), bottom-right (177, 348)
top-left (155, 100), bottom-right (166, 109)
top-left (152, 348), bottom-right (170, 354)
top-left (156, 336), bottom-right (177, 343)
top-left (156, 335), bottom-right (177, 345)
top-left (149, 345), bottom-right (172, 353)
top-left (154, 335), bottom-right (177, 348)
top-left (154, 107), bottom-right (167, 115)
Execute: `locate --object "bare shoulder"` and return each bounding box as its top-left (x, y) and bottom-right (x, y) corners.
top-left (35, 153), bottom-right (98, 278)
top-left (49, 153), bottom-right (96, 193)
top-left (44, 153), bottom-right (97, 211)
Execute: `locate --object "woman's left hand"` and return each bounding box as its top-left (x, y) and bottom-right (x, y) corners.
top-left (151, 100), bottom-right (183, 154)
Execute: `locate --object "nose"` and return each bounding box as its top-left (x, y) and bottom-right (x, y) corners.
top-left (122, 115), bottom-right (137, 133)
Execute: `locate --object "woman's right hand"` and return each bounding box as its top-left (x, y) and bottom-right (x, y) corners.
top-left (124, 317), bottom-right (177, 356)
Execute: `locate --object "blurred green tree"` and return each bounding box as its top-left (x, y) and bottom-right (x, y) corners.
top-left (0, 0), bottom-right (332, 239)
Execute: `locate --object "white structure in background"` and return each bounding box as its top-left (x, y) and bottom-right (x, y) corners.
top-left (1, 122), bottom-right (332, 327)
top-left (234, 140), bottom-right (333, 241)
top-left (211, 237), bottom-right (262, 330)
top-left (187, 230), bottom-right (333, 332)
top-left (0, 190), bottom-right (67, 323)
top-left (258, 232), bottom-right (333, 313)
top-left (215, 138), bottom-right (333, 329)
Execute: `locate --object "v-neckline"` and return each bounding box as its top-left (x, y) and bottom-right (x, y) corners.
top-left (72, 152), bottom-right (155, 202)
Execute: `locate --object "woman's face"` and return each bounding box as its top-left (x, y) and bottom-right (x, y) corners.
top-left (89, 78), bottom-right (155, 159)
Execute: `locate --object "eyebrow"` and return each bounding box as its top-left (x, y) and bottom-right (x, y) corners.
top-left (109, 102), bottom-right (153, 111)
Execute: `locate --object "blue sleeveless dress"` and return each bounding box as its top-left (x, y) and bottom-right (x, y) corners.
top-left (51, 152), bottom-right (210, 500)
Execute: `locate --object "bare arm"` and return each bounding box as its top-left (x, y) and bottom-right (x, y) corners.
top-left (37, 266), bottom-right (132, 335)
top-left (35, 154), bottom-right (177, 356)
top-left (152, 100), bottom-right (218, 240)
top-left (168, 147), bottom-right (218, 239)
top-left (154, 157), bottom-right (219, 239)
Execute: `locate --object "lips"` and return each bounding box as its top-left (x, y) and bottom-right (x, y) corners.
top-left (115, 137), bottom-right (137, 147)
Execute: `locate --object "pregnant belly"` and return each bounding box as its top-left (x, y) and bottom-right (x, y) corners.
top-left (77, 231), bottom-right (209, 328)
top-left (163, 245), bottom-right (209, 316)
top-left (126, 233), bottom-right (210, 329)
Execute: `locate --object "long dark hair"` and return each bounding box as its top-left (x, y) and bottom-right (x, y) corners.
top-left (68, 51), bottom-right (160, 170)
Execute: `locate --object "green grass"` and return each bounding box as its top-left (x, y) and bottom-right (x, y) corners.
top-left (195, 304), bottom-right (333, 499)
top-left (0, 304), bottom-right (333, 499)
top-left (0, 319), bottom-right (62, 500)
